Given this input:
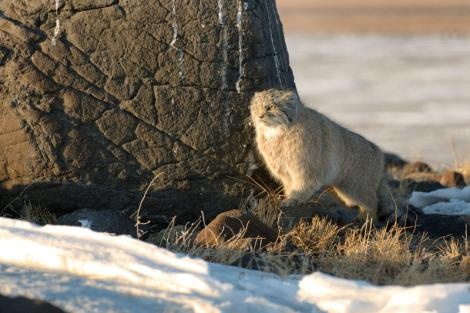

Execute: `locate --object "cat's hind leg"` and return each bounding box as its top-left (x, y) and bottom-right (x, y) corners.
top-left (333, 179), bottom-right (379, 222)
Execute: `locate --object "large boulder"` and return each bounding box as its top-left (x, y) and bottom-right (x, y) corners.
top-left (0, 0), bottom-right (295, 221)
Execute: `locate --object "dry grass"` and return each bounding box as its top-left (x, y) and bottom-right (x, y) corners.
top-left (1, 166), bottom-right (468, 286)
top-left (152, 193), bottom-right (469, 286)
top-left (1, 200), bottom-right (56, 225)
top-left (295, 218), bottom-right (467, 285)
top-left (22, 202), bottom-right (57, 225)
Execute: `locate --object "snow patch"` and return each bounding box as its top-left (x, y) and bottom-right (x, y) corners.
top-left (0, 218), bottom-right (469, 313)
top-left (299, 274), bottom-right (470, 313)
top-left (409, 186), bottom-right (470, 216)
top-left (77, 219), bottom-right (92, 228)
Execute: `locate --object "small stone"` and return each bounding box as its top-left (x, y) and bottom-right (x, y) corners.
top-left (440, 171), bottom-right (466, 188)
top-left (57, 208), bottom-right (135, 236)
top-left (402, 179), bottom-right (446, 194)
top-left (148, 225), bottom-right (187, 246)
top-left (403, 161), bottom-right (433, 175)
top-left (415, 214), bottom-right (469, 238)
top-left (195, 209), bottom-right (277, 250)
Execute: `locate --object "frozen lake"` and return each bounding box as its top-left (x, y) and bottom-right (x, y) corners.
top-left (286, 34), bottom-right (470, 168)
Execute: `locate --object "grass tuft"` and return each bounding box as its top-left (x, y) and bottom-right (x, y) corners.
top-left (151, 193), bottom-right (469, 285)
top-left (1, 200), bottom-right (56, 226)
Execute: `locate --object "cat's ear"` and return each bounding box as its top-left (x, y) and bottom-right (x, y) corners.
top-left (281, 90), bottom-right (299, 106)
top-left (281, 90), bottom-right (299, 122)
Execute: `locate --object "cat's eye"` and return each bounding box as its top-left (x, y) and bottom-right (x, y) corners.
top-left (266, 105), bottom-right (275, 111)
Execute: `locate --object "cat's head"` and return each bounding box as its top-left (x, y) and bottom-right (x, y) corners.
top-left (250, 89), bottom-right (300, 128)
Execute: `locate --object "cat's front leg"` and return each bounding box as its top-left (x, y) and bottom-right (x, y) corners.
top-left (278, 181), bottom-right (321, 231)
top-left (281, 178), bottom-right (321, 208)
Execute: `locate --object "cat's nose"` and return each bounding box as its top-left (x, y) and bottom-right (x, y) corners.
top-left (259, 114), bottom-right (265, 119)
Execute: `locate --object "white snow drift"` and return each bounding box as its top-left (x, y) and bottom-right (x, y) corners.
top-left (410, 185), bottom-right (470, 216)
top-left (0, 217), bottom-right (469, 313)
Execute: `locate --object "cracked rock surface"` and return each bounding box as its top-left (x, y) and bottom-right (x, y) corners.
top-left (0, 0), bottom-right (295, 220)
